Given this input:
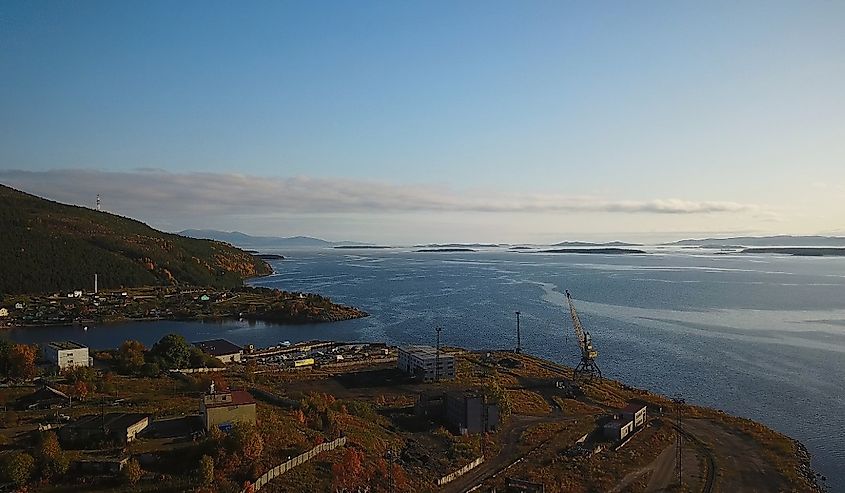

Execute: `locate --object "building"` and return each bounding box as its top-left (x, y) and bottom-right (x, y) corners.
top-left (415, 390), bottom-right (499, 435)
top-left (59, 413), bottom-right (150, 445)
top-left (603, 419), bottom-right (634, 441)
top-left (397, 345), bottom-right (455, 381)
top-left (622, 403), bottom-right (648, 428)
top-left (43, 341), bottom-right (91, 370)
top-left (200, 387), bottom-right (257, 431)
top-left (16, 385), bottom-right (70, 410)
top-left (444, 391), bottom-right (499, 435)
top-left (193, 339), bottom-right (243, 363)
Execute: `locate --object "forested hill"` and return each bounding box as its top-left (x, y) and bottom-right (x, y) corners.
top-left (0, 185), bottom-right (272, 294)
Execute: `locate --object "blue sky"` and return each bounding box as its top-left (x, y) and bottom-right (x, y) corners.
top-left (1, 1), bottom-right (843, 242)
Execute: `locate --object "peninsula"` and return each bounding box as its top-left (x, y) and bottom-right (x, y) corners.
top-left (0, 184), bottom-right (367, 326)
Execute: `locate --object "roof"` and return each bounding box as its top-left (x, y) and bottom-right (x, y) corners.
top-left (622, 403), bottom-right (648, 413)
top-left (193, 339), bottom-right (242, 356)
top-left (68, 413), bottom-right (149, 432)
top-left (604, 418), bottom-right (633, 430)
top-left (48, 341), bottom-right (87, 350)
top-left (17, 386), bottom-right (69, 406)
top-left (204, 390), bottom-right (256, 409)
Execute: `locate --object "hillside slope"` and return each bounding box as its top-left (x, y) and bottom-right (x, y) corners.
top-left (0, 185), bottom-right (271, 294)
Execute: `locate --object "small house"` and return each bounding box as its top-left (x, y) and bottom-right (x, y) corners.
top-left (0, 308), bottom-right (8, 317)
top-left (193, 339), bottom-right (243, 363)
top-left (622, 403), bottom-right (648, 428)
top-left (200, 388), bottom-right (256, 431)
top-left (603, 419), bottom-right (634, 441)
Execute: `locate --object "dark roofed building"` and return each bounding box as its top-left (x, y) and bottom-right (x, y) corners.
top-left (193, 339), bottom-right (243, 363)
top-left (59, 413), bottom-right (150, 446)
top-left (16, 385), bottom-right (70, 410)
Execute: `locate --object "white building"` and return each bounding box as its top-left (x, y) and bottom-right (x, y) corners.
top-left (0, 308), bottom-right (8, 317)
top-left (622, 403), bottom-right (648, 428)
top-left (44, 341), bottom-right (91, 370)
top-left (397, 345), bottom-right (455, 381)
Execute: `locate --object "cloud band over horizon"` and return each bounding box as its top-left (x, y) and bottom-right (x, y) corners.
top-left (0, 168), bottom-right (755, 217)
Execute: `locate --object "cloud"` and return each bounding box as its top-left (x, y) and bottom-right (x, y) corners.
top-left (0, 168), bottom-right (756, 217)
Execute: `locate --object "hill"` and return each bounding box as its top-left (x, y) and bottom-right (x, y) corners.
top-left (179, 229), bottom-right (366, 248)
top-left (0, 185), bottom-right (271, 294)
top-left (669, 235), bottom-right (845, 247)
top-left (551, 240), bottom-right (641, 247)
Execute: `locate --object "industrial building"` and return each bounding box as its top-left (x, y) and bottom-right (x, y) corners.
top-left (415, 390), bottom-right (499, 435)
top-left (59, 413), bottom-right (150, 445)
top-left (603, 402), bottom-right (649, 442)
top-left (43, 341), bottom-right (91, 370)
top-left (603, 418), bottom-right (635, 441)
top-left (622, 403), bottom-right (648, 427)
top-left (397, 345), bottom-right (455, 381)
top-left (445, 391), bottom-right (499, 435)
top-left (193, 339), bottom-right (244, 363)
top-left (200, 388), bottom-right (257, 431)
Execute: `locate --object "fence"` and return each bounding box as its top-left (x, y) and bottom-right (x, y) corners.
top-left (436, 456), bottom-right (484, 486)
top-left (243, 436), bottom-right (347, 492)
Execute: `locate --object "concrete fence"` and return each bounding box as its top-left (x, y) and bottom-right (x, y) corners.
top-left (243, 436), bottom-right (347, 492)
top-left (436, 456), bottom-right (484, 486)
top-left (169, 367), bottom-right (225, 374)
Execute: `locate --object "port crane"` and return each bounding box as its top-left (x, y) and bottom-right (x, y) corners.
top-left (565, 290), bottom-right (602, 381)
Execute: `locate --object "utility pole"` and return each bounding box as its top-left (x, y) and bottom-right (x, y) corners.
top-left (673, 397), bottom-right (685, 488)
top-left (435, 327), bottom-right (443, 382)
top-left (515, 311), bottom-right (522, 354)
top-left (385, 449), bottom-right (396, 493)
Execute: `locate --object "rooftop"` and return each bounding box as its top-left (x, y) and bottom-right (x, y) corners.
top-left (400, 345), bottom-right (453, 359)
top-left (204, 390), bottom-right (256, 409)
top-left (68, 413), bottom-right (149, 432)
top-left (48, 341), bottom-right (87, 350)
top-left (622, 403), bottom-right (648, 413)
top-left (193, 339), bottom-right (243, 356)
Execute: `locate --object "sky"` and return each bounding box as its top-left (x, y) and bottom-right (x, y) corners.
top-left (1, 0), bottom-right (843, 243)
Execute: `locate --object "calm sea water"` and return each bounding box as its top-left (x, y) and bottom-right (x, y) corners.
top-left (5, 249), bottom-right (845, 489)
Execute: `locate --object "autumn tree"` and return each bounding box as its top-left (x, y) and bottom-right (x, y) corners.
top-left (121, 457), bottom-right (142, 486)
top-left (36, 431), bottom-right (70, 480)
top-left (0, 451), bottom-right (35, 487)
top-left (118, 339), bottom-right (146, 373)
top-left (7, 343), bottom-right (37, 380)
top-left (331, 447), bottom-right (368, 491)
top-left (198, 454), bottom-right (214, 487)
top-left (230, 422), bottom-right (264, 462)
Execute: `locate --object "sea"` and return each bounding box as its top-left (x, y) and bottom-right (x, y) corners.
top-left (5, 248), bottom-right (844, 490)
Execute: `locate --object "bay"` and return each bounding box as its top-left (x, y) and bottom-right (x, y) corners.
top-left (5, 248), bottom-right (844, 489)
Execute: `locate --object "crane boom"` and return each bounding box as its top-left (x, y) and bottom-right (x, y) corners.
top-left (565, 290), bottom-right (587, 352)
top-left (564, 290), bottom-right (601, 380)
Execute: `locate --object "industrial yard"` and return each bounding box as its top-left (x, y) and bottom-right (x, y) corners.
top-left (0, 333), bottom-right (819, 492)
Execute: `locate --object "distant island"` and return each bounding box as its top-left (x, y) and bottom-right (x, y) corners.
top-left (415, 243), bottom-right (501, 248)
top-left (668, 235), bottom-right (845, 247)
top-left (536, 248), bottom-right (647, 255)
top-left (509, 246), bottom-right (533, 250)
top-left (741, 247), bottom-right (845, 257)
top-left (416, 248), bottom-right (477, 252)
top-left (552, 240), bottom-right (641, 247)
top-left (333, 245), bottom-right (392, 249)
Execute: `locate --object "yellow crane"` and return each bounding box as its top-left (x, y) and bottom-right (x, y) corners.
top-left (565, 290), bottom-right (602, 381)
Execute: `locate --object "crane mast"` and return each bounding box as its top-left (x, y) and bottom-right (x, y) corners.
top-left (565, 290), bottom-right (602, 381)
